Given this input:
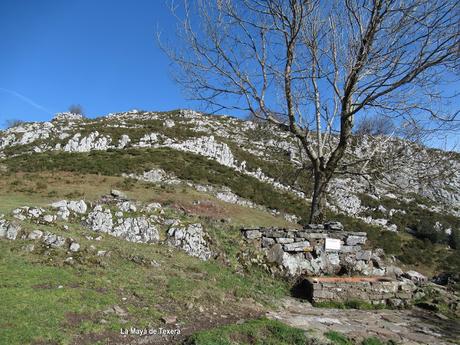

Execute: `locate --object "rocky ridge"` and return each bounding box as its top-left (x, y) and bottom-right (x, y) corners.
top-left (1, 109), bottom-right (459, 232)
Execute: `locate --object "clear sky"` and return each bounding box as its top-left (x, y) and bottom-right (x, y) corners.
top-left (0, 1), bottom-right (458, 150)
top-left (0, 0), bottom-right (197, 126)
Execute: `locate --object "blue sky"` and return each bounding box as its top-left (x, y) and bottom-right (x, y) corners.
top-left (0, 1), bottom-right (458, 150)
top-left (0, 0), bottom-right (197, 126)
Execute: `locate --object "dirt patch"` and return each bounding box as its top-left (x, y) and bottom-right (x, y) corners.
top-left (62, 312), bottom-right (95, 328)
top-left (32, 283), bottom-right (54, 289)
top-left (70, 303), bottom-right (263, 345)
top-left (71, 331), bottom-right (126, 345)
top-left (31, 340), bottom-right (60, 345)
top-left (171, 200), bottom-right (229, 219)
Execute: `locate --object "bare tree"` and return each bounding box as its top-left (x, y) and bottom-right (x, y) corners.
top-left (164, 0), bottom-right (460, 223)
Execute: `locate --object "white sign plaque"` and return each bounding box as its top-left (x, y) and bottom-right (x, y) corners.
top-left (325, 238), bottom-right (341, 251)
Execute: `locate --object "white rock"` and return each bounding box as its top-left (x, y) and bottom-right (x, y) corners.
top-left (403, 270), bottom-right (427, 284)
top-left (28, 230), bottom-right (43, 240)
top-left (164, 119), bottom-right (175, 128)
top-left (43, 232), bottom-right (66, 248)
top-left (112, 217), bottom-right (159, 243)
top-left (118, 134), bottom-right (131, 148)
top-left (111, 189), bottom-right (127, 199)
top-left (167, 223), bottom-right (212, 260)
top-left (69, 242), bottom-right (80, 252)
top-left (117, 201), bottom-right (137, 212)
top-left (86, 206), bottom-right (113, 233)
top-left (67, 200), bottom-right (87, 214)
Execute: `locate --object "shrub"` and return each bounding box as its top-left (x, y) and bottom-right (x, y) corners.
top-left (4, 119), bottom-right (24, 129)
top-left (68, 104), bottom-right (84, 115)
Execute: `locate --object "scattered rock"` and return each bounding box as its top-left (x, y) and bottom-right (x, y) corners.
top-left (64, 257), bottom-right (74, 264)
top-left (244, 229), bottom-right (262, 240)
top-left (324, 221), bottom-right (344, 231)
top-left (113, 305), bottom-right (127, 317)
top-left (43, 232), bottom-right (66, 248)
top-left (111, 189), bottom-right (127, 199)
top-left (161, 315), bottom-right (177, 324)
top-left (28, 230), bottom-right (43, 240)
top-left (117, 201), bottom-right (137, 212)
top-left (69, 242), bottom-right (80, 252)
top-left (86, 206), bottom-right (114, 233)
top-left (112, 217), bottom-right (159, 243)
top-left (0, 219), bottom-right (19, 240)
top-left (403, 270), bottom-right (428, 285)
top-left (43, 214), bottom-right (55, 223)
top-left (167, 223), bottom-right (212, 260)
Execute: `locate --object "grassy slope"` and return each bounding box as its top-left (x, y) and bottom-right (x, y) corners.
top-left (0, 206), bottom-right (288, 345)
top-left (2, 146), bottom-right (459, 278)
top-left (1, 124), bottom-right (459, 343)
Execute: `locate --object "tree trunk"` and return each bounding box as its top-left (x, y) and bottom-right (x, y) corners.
top-left (309, 169), bottom-right (328, 224)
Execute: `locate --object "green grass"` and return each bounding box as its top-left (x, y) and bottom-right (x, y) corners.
top-left (0, 217), bottom-right (289, 345)
top-left (325, 331), bottom-right (394, 345)
top-left (3, 148), bottom-right (309, 217)
top-left (325, 331), bottom-right (354, 345)
top-left (184, 318), bottom-right (307, 345)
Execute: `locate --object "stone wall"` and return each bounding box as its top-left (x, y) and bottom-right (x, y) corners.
top-left (305, 277), bottom-right (415, 307)
top-left (241, 223), bottom-right (393, 277)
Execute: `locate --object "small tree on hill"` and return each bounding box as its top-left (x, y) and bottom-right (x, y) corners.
top-left (5, 119), bottom-right (25, 129)
top-left (355, 116), bottom-right (395, 136)
top-left (68, 104), bottom-right (84, 116)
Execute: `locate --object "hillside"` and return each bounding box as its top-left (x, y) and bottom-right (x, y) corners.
top-left (1, 110), bottom-right (459, 344)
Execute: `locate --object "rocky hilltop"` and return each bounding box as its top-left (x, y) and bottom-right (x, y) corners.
top-left (1, 109), bottom-right (459, 226)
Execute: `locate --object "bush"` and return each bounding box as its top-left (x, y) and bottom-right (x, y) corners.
top-left (355, 116), bottom-right (395, 136)
top-left (68, 104), bottom-right (84, 115)
top-left (4, 119), bottom-right (24, 129)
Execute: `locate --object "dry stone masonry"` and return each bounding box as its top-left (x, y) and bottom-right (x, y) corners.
top-left (242, 222), bottom-right (382, 277)
top-left (305, 277), bottom-right (415, 307)
top-left (241, 223), bottom-right (420, 306)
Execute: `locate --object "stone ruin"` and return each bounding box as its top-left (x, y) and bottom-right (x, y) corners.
top-left (241, 222), bottom-right (418, 306)
top-left (305, 277), bottom-right (414, 308)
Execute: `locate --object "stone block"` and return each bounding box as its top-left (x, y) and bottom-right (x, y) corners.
top-left (265, 230), bottom-right (287, 238)
top-left (356, 250), bottom-right (372, 261)
top-left (346, 235), bottom-right (366, 246)
top-left (304, 224), bottom-right (325, 230)
top-left (266, 244), bottom-right (284, 264)
top-left (261, 237), bottom-right (275, 248)
top-left (283, 241), bottom-right (311, 252)
top-left (303, 232), bottom-right (328, 239)
top-left (276, 237), bottom-right (294, 244)
top-left (324, 221), bottom-right (344, 231)
top-left (341, 245), bottom-right (361, 253)
top-left (244, 230), bottom-right (262, 239)
top-left (395, 292), bottom-right (412, 299)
